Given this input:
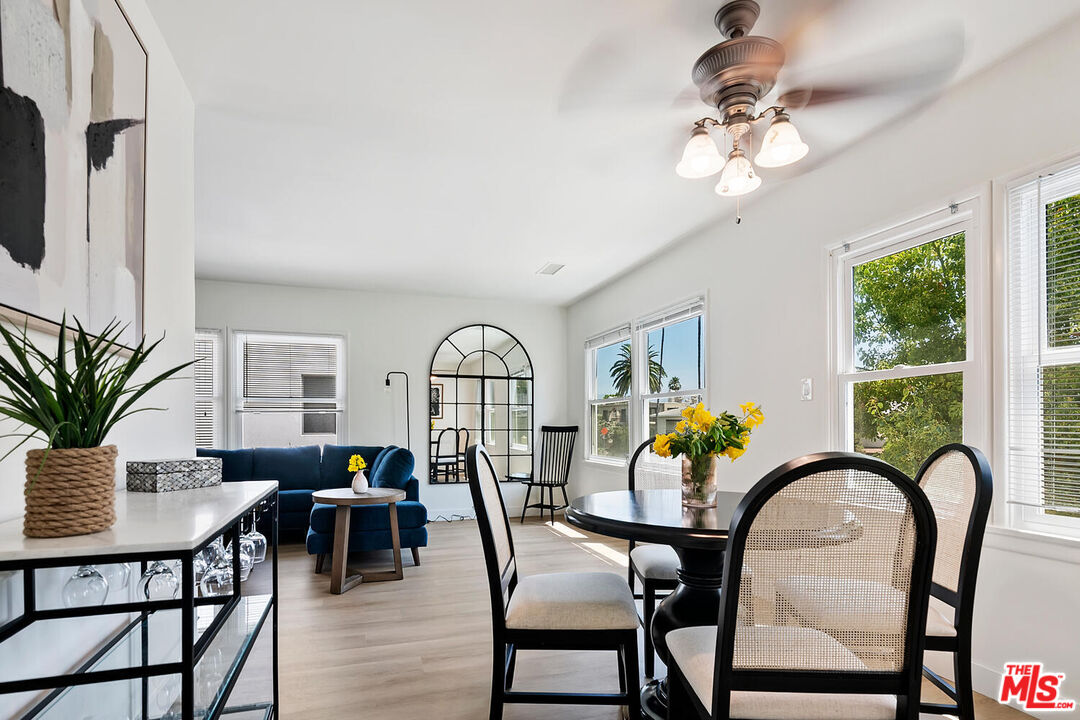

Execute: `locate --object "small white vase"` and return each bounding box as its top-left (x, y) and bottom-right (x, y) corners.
top-left (351, 471), bottom-right (369, 494)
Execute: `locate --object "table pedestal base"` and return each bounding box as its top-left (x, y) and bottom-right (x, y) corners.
top-left (640, 546), bottom-right (725, 720)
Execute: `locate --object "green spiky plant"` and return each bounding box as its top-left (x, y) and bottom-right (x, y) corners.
top-left (0, 315), bottom-right (193, 478)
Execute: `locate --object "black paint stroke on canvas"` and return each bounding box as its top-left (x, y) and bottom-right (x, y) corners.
top-left (85, 118), bottom-right (143, 243)
top-left (0, 87), bottom-right (47, 270)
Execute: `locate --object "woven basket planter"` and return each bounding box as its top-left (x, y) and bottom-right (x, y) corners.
top-left (24, 445), bottom-right (118, 538)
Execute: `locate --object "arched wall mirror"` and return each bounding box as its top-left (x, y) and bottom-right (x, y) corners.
top-left (429, 324), bottom-right (533, 484)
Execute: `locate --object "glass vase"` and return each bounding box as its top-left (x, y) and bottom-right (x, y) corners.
top-left (681, 452), bottom-right (718, 508)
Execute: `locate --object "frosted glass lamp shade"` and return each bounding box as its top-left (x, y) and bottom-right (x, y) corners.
top-left (715, 149), bottom-right (761, 197)
top-left (676, 127), bottom-right (724, 179)
top-left (754, 113), bottom-right (809, 167)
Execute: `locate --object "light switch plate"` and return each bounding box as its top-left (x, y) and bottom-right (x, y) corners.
top-left (800, 378), bottom-right (813, 401)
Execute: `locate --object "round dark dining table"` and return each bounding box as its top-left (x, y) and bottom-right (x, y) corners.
top-left (565, 488), bottom-right (863, 720)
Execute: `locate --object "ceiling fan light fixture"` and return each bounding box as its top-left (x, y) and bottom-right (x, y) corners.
top-left (715, 148), bottom-right (760, 197)
top-left (754, 111), bottom-right (809, 168)
top-left (675, 126), bottom-right (724, 179)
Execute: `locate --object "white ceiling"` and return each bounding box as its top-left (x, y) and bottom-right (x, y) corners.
top-left (147, 0), bottom-right (1080, 305)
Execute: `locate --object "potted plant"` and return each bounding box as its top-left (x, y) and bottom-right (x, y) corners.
top-left (652, 402), bottom-right (764, 507)
top-left (0, 316), bottom-right (192, 538)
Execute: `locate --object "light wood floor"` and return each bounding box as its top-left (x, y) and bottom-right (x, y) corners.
top-left (276, 518), bottom-right (1027, 720)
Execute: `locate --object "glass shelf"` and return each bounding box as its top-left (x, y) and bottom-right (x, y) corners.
top-left (26, 595), bottom-right (272, 720)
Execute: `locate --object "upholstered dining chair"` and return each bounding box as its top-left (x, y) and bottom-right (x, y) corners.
top-left (466, 444), bottom-right (641, 720)
top-left (627, 437), bottom-right (681, 677)
top-left (665, 452), bottom-right (937, 720)
top-left (774, 444), bottom-right (992, 720)
top-left (518, 425), bottom-right (578, 523)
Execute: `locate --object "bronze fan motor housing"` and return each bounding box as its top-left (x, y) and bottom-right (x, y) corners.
top-left (692, 0), bottom-right (784, 135)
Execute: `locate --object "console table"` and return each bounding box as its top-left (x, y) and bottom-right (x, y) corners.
top-left (0, 480), bottom-right (278, 720)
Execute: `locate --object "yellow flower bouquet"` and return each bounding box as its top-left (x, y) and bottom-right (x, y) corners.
top-left (653, 402), bottom-right (764, 507)
top-left (348, 454), bottom-right (369, 493)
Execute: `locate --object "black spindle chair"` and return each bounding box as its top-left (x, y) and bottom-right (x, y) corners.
top-left (667, 452), bottom-right (937, 720)
top-left (431, 427), bottom-right (461, 482)
top-left (465, 444), bottom-right (641, 720)
top-left (518, 425), bottom-right (578, 524)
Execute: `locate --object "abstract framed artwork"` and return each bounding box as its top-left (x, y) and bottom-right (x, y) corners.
top-left (0, 0), bottom-right (147, 345)
top-left (429, 383), bottom-right (443, 420)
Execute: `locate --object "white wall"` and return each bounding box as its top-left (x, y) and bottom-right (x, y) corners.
top-left (0, 1), bottom-right (195, 716)
top-left (566, 15), bottom-right (1080, 716)
top-left (195, 279), bottom-right (568, 518)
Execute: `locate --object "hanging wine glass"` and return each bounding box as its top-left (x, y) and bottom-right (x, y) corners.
top-left (245, 511), bottom-right (267, 564)
top-left (62, 566), bottom-right (109, 608)
top-left (100, 563), bottom-right (131, 600)
top-left (198, 562), bottom-right (233, 597)
top-left (137, 562), bottom-right (179, 600)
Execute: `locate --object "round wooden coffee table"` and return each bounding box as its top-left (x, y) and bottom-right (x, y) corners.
top-left (311, 487), bottom-right (406, 594)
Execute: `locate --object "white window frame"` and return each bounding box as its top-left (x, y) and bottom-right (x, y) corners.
top-left (230, 330), bottom-right (348, 447)
top-left (634, 299), bottom-right (708, 441)
top-left (194, 328), bottom-right (224, 449)
top-left (584, 324), bottom-right (633, 464)
top-left (583, 297), bottom-right (708, 464)
top-left (830, 195), bottom-right (990, 462)
top-left (1003, 160), bottom-right (1080, 537)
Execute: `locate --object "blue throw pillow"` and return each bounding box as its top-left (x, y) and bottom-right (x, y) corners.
top-left (252, 445), bottom-right (321, 491)
top-left (370, 447), bottom-right (415, 491)
top-left (320, 444), bottom-right (383, 489)
top-left (196, 448), bottom-right (253, 482)
top-left (368, 445), bottom-right (398, 480)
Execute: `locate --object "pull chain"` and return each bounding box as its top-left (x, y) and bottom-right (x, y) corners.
top-left (736, 195), bottom-right (742, 224)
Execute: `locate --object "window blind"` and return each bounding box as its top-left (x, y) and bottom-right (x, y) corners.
top-left (1007, 162), bottom-right (1080, 515)
top-left (585, 324), bottom-right (630, 350)
top-left (238, 333), bottom-right (344, 413)
top-left (634, 296), bottom-right (706, 333)
top-left (194, 330), bottom-right (220, 449)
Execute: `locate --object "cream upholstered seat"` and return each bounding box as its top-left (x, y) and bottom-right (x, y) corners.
top-left (667, 625), bottom-right (897, 718)
top-left (774, 576), bottom-right (957, 638)
top-left (628, 544), bottom-right (679, 581)
top-left (505, 571), bottom-right (639, 630)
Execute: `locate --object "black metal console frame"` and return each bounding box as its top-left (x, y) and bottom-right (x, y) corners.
top-left (0, 489), bottom-right (279, 720)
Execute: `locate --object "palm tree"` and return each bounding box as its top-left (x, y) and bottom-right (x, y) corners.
top-left (668, 376), bottom-right (682, 391)
top-left (610, 343), bottom-right (666, 396)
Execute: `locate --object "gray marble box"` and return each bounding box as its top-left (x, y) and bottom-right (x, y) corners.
top-left (126, 458), bottom-right (222, 492)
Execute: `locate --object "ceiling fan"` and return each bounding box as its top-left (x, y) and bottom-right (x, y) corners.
top-left (669, 0), bottom-right (963, 212)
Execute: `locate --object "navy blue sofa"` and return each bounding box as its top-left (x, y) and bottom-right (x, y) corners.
top-left (196, 445), bottom-right (428, 562)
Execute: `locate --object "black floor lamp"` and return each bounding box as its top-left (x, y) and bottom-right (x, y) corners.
top-left (384, 371), bottom-right (411, 450)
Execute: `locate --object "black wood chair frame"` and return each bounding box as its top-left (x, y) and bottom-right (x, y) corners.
top-left (519, 425), bottom-right (578, 524)
top-left (667, 452), bottom-right (938, 720)
top-left (627, 437), bottom-right (679, 678)
top-left (915, 444), bottom-right (993, 720)
top-left (466, 444), bottom-right (640, 720)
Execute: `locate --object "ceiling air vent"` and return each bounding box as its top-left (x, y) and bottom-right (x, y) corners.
top-left (535, 262), bottom-right (565, 276)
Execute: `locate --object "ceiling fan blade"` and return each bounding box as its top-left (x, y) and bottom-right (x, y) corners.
top-left (776, 23), bottom-right (964, 110)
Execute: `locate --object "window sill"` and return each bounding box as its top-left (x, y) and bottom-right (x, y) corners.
top-left (984, 524), bottom-right (1080, 565)
top-left (584, 456), bottom-right (628, 470)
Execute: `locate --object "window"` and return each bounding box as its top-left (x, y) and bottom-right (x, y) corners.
top-left (835, 199), bottom-right (986, 479)
top-left (234, 331), bottom-right (346, 448)
top-left (194, 329), bottom-right (223, 449)
top-left (1007, 163), bottom-right (1080, 534)
top-left (585, 298), bottom-right (707, 462)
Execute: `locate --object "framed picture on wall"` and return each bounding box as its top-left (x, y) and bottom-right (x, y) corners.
top-left (430, 383), bottom-right (444, 419)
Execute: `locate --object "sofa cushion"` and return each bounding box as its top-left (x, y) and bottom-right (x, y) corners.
top-left (252, 445), bottom-right (321, 491)
top-left (307, 525), bottom-right (428, 555)
top-left (320, 444), bottom-right (383, 490)
top-left (196, 448), bottom-right (254, 482)
top-left (368, 445), bottom-right (398, 480)
top-left (309, 500), bottom-right (428, 533)
top-left (279, 489), bottom-right (316, 516)
top-left (371, 447), bottom-right (415, 491)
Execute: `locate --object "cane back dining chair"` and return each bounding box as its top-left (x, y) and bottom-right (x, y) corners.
top-left (465, 444), bottom-right (641, 719)
top-left (518, 425), bottom-right (578, 524)
top-left (665, 452), bottom-right (937, 720)
top-left (773, 444), bottom-right (992, 720)
top-left (627, 437), bottom-right (682, 677)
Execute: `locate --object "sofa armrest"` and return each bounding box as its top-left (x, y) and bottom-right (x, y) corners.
top-left (405, 476), bottom-right (420, 502)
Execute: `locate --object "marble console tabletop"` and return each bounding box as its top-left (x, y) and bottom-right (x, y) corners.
top-left (0, 480), bottom-right (277, 563)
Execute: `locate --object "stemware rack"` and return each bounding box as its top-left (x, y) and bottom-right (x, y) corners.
top-left (0, 481), bottom-right (278, 720)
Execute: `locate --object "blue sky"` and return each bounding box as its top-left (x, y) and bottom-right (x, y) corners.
top-left (596, 317), bottom-right (704, 397)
